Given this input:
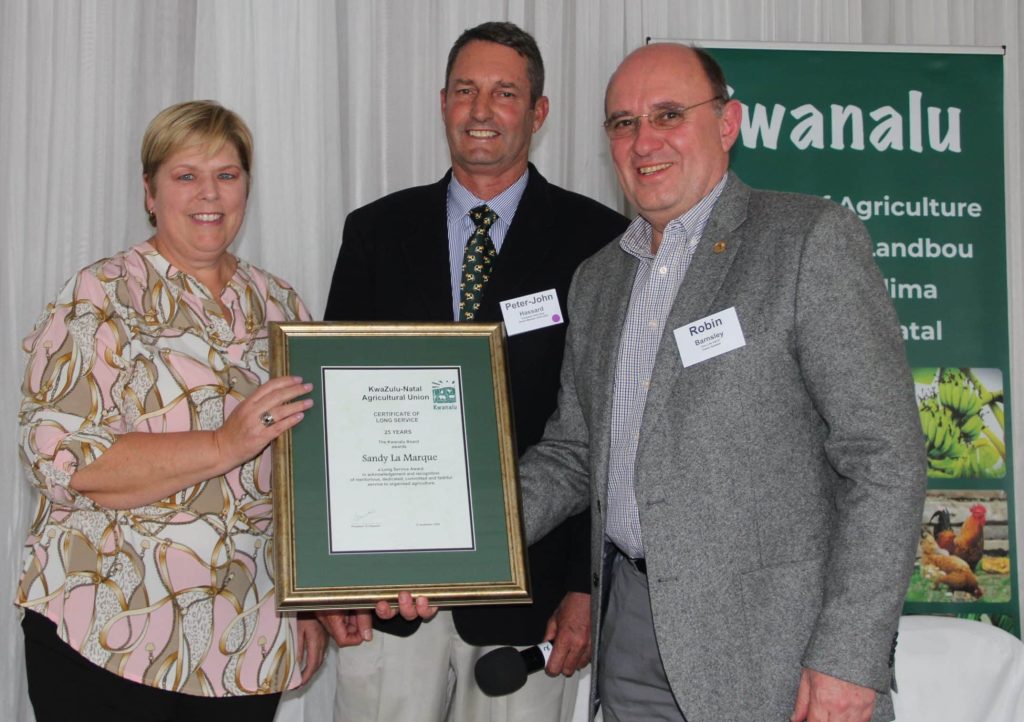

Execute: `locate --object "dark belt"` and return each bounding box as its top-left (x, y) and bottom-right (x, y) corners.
top-left (625, 556), bottom-right (647, 575)
top-left (609, 543), bottom-right (647, 575)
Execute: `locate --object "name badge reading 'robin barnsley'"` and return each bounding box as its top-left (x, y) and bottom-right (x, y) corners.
top-left (673, 306), bottom-right (746, 367)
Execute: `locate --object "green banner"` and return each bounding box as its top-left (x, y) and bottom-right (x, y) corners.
top-left (707, 43), bottom-right (1017, 634)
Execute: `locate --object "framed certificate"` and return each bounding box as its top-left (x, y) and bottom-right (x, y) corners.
top-left (269, 322), bottom-right (530, 610)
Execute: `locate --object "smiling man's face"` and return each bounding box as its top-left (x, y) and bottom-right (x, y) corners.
top-left (441, 40), bottom-right (548, 198)
top-left (605, 44), bottom-right (740, 239)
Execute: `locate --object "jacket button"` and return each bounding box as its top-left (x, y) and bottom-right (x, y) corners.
top-left (592, 573), bottom-right (599, 588)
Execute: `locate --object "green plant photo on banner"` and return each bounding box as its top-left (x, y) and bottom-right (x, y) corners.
top-left (704, 42), bottom-right (1017, 635)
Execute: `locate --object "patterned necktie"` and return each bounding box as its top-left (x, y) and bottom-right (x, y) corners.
top-left (458, 204), bottom-right (498, 322)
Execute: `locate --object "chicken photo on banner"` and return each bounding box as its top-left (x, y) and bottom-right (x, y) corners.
top-left (915, 367), bottom-right (1006, 479)
top-left (907, 491), bottom-right (1012, 603)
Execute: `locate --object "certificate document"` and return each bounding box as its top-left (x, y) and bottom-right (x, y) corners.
top-left (322, 366), bottom-right (475, 553)
top-left (271, 322), bottom-right (528, 609)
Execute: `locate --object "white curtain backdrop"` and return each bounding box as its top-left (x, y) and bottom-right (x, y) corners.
top-left (2, 2), bottom-right (1021, 720)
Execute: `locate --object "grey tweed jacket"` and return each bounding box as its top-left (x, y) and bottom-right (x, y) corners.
top-left (519, 172), bottom-right (927, 722)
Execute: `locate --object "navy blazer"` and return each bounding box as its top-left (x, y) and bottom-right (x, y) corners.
top-left (324, 164), bottom-right (629, 645)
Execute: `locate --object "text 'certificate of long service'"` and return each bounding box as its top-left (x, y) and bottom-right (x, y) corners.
top-left (322, 367), bottom-right (475, 554)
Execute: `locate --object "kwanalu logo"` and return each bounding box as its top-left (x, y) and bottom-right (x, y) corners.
top-left (737, 90), bottom-right (961, 154)
top-left (432, 380), bottom-right (457, 407)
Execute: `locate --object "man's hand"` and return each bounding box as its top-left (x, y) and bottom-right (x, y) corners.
top-left (316, 609), bottom-right (373, 646)
top-left (790, 668), bottom-right (876, 722)
top-left (317, 593), bottom-right (436, 648)
top-left (543, 591), bottom-right (591, 676)
top-left (374, 591), bottom-right (437, 622)
top-left (296, 616), bottom-right (328, 684)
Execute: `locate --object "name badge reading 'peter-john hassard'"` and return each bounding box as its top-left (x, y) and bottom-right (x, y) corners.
top-left (499, 288), bottom-right (564, 336)
top-left (673, 306), bottom-right (746, 368)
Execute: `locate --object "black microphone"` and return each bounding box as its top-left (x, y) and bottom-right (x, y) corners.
top-left (474, 641), bottom-right (553, 696)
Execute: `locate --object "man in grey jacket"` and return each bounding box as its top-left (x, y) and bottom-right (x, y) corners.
top-left (517, 42), bottom-right (927, 722)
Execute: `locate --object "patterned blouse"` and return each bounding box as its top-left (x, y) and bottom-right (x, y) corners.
top-left (17, 241), bottom-right (311, 697)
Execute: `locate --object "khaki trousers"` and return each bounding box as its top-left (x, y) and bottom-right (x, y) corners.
top-left (333, 609), bottom-right (580, 722)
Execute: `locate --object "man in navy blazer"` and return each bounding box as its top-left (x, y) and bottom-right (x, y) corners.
top-left (320, 21), bottom-right (627, 722)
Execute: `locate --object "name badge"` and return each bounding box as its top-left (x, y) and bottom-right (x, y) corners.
top-left (499, 288), bottom-right (564, 336)
top-left (673, 306), bottom-right (746, 367)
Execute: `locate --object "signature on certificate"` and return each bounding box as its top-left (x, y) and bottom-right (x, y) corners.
top-left (350, 509), bottom-right (379, 526)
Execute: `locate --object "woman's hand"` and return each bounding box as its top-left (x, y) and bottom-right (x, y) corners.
top-left (296, 614), bottom-right (328, 684)
top-left (70, 375), bottom-right (313, 509)
top-left (213, 375), bottom-right (313, 469)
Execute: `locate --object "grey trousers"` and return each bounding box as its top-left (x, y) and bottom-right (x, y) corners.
top-left (598, 554), bottom-right (687, 722)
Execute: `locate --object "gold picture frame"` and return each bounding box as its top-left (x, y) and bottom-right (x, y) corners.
top-left (269, 322), bottom-right (530, 610)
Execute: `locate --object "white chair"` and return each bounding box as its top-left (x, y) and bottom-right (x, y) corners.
top-left (892, 615), bottom-right (1024, 721)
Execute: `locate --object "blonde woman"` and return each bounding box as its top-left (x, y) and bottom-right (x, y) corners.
top-left (17, 100), bottom-right (324, 722)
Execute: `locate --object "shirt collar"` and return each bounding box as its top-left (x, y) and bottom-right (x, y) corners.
top-left (136, 240), bottom-right (249, 299)
top-left (620, 172), bottom-right (729, 260)
top-left (447, 168), bottom-right (530, 224)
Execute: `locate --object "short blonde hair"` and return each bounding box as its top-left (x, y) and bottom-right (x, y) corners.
top-left (141, 100), bottom-right (254, 226)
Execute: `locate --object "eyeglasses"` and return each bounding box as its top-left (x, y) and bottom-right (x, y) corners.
top-left (603, 96), bottom-right (723, 139)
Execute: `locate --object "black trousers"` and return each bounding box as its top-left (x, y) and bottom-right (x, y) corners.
top-left (22, 610), bottom-right (281, 722)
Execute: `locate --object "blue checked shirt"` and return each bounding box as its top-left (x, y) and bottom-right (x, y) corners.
top-left (605, 174), bottom-right (728, 559)
top-left (446, 171), bottom-right (528, 321)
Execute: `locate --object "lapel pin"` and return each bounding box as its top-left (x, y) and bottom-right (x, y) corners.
top-left (713, 240), bottom-right (727, 254)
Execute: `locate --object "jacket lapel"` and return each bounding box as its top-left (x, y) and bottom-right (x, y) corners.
top-left (640, 173), bottom-right (751, 433)
top-left (397, 173), bottom-right (458, 321)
